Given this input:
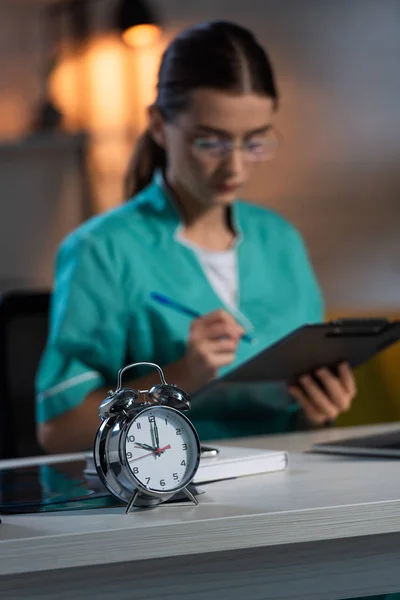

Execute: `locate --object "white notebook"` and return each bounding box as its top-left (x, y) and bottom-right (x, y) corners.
top-left (84, 445), bottom-right (288, 485)
top-left (193, 445), bottom-right (288, 484)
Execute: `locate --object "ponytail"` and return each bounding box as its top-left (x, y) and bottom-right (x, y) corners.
top-left (124, 130), bottom-right (167, 199)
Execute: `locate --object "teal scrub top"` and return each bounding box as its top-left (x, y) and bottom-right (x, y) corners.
top-left (36, 172), bottom-right (324, 440)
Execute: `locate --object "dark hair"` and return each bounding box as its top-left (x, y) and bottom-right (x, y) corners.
top-left (126, 20), bottom-right (279, 197)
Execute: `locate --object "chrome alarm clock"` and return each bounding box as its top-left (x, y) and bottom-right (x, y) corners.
top-left (94, 362), bottom-right (201, 512)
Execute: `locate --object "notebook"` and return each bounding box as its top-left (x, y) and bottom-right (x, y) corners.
top-left (84, 444), bottom-right (288, 485)
top-left (194, 445), bottom-right (288, 483)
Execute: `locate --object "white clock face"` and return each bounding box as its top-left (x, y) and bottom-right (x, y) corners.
top-left (124, 406), bottom-right (200, 493)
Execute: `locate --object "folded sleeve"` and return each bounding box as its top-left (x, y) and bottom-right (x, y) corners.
top-left (36, 231), bottom-right (128, 423)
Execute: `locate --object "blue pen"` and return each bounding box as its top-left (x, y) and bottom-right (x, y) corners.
top-left (150, 292), bottom-right (255, 344)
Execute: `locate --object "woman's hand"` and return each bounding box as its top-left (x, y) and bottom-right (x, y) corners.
top-left (183, 309), bottom-right (244, 389)
top-left (288, 362), bottom-right (357, 426)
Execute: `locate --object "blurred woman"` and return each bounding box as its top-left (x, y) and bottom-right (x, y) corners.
top-left (36, 21), bottom-right (356, 454)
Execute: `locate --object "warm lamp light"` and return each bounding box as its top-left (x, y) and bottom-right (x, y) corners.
top-left (122, 23), bottom-right (160, 48)
top-left (116, 0), bottom-right (161, 49)
top-left (48, 34), bottom-right (134, 133)
top-left (48, 31), bottom-right (165, 134)
top-left (40, 0), bottom-right (165, 213)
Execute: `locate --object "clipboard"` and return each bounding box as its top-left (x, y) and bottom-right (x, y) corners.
top-left (210, 318), bottom-right (400, 385)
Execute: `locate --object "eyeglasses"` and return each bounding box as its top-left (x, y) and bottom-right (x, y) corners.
top-left (190, 128), bottom-right (280, 162)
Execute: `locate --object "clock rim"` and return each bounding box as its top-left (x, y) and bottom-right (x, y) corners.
top-left (121, 405), bottom-right (201, 495)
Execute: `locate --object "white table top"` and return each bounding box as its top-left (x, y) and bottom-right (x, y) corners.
top-left (1, 422), bottom-right (400, 577)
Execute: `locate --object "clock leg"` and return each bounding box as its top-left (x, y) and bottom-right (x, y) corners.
top-left (182, 486), bottom-right (199, 506)
top-left (125, 489), bottom-right (140, 514)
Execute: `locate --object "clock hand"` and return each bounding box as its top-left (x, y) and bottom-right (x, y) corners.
top-left (149, 422), bottom-right (156, 447)
top-left (134, 443), bottom-right (155, 452)
top-left (153, 419), bottom-right (160, 450)
top-left (149, 419), bottom-right (160, 454)
top-left (129, 445), bottom-right (171, 462)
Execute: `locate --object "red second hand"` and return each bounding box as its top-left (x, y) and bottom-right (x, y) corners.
top-left (129, 444), bottom-right (171, 462)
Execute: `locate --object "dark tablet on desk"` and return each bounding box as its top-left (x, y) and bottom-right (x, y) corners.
top-left (0, 458), bottom-right (122, 514)
top-left (218, 318), bottom-right (400, 384)
top-left (0, 458), bottom-right (204, 515)
top-left (312, 429), bottom-right (400, 458)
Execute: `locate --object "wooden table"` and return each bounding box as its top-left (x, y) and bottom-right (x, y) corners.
top-left (1, 422), bottom-right (400, 600)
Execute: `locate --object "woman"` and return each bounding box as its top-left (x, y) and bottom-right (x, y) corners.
top-left (36, 20), bottom-right (356, 454)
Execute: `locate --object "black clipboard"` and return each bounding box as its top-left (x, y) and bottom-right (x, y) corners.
top-left (217, 318), bottom-right (400, 385)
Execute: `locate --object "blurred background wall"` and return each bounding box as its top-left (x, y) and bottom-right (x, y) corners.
top-left (1, 0), bottom-right (399, 312)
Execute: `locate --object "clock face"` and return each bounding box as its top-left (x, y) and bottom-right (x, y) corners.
top-left (124, 406), bottom-right (200, 493)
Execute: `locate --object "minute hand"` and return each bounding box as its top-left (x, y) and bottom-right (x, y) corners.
top-left (153, 420), bottom-right (160, 448)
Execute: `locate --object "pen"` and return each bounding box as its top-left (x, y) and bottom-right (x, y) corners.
top-left (150, 292), bottom-right (255, 344)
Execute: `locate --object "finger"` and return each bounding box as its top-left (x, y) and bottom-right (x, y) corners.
top-left (192, 314), bottom-right (243, 340)
top-left (203, 321), bottom-right (244, 341)
top-left (200, 309), bottom-right (233, 324)
top-left (314, 367), bottom-right (351, 412)
top-left (210, 352), bottom-right (237, 368)
top-left (198, 342), bottom-right (237, 368)
top-left (338, 362), bottom-right (357, 397)
top-left (299, 375), bottom-right (339, 421)
top-left (200, 309), bottom-right (244, 333)
top-left (202, 338), bottom-right (239, 353)
top-left (287, 385), bottom-right (327, 425)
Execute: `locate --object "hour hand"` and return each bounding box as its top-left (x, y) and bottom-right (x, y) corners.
top-left (134, 442), bottom-right (155, 452)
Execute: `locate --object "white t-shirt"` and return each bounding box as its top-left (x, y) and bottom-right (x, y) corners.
top-left (176, 228), bottom-right (238, 310)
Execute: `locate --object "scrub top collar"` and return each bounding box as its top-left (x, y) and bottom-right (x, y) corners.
top-left (149, 169), bottom-right (244, 246)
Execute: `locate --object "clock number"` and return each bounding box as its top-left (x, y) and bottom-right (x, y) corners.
top-left (126, 452), bottom-right (133, 459)
top-left (128, 435), bottom-right (135, 443)
top-left (173, 473), bottom-right (179, 481)
top-left (182, 443), bottom-right (187, 450)
top-left (160, 479), bottom-right (166, 487)
top-left (136, 422), bottom-right (142, 430)
top-left (148, 416), bottom-right (155, 423)
top-left (165, 418), bottom-right (168, 425)
top-left (132, 467), bottom-right (139, 474)
top-left (145, 477), bottom-right (151, 485)
top-left (175, 428), bottom-right (181, 435)
top-left (181, 460), bottom-right (186, 466)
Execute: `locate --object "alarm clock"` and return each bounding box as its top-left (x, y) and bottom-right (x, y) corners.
top-left (94, 362), bottom-right (201, 512)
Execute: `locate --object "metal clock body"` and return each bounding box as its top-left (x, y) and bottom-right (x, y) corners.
top-left (94, 362), bottom-right (201, 511)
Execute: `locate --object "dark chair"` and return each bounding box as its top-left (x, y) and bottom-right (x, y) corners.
top-left (0, 291), bottom-right (50, 459)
